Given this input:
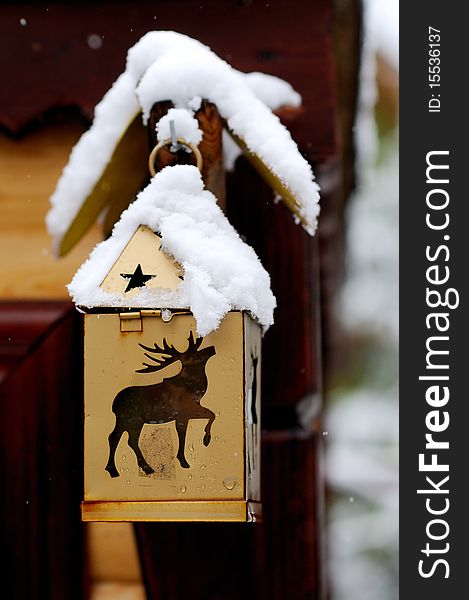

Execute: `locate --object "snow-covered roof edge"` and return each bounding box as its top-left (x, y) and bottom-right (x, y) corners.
top-left (68, 165), bottom-right (276, 337)
top-left (136, 48), bottom-right (320, 234)
top-left (47, 30), bottom-right (320, 251)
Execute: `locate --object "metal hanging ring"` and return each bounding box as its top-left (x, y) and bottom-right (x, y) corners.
top-left (148, 138), bottom-right (203, 177)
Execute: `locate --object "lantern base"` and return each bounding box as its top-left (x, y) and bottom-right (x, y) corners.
top-left (81, 500), bottom-right (262, 523)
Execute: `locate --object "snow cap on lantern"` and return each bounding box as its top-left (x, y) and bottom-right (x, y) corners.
top-left (68, 164), bottom-right (276, 337)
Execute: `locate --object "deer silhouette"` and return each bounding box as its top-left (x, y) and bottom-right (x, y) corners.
top-left (105, 331), bottom-right (216, 478)
top-left (250, 354), bottom-right (259, 425)
top-left (247, 353), bottom-right (259, 478)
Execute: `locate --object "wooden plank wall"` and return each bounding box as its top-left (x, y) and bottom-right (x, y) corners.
top-left (0, 121), bottom-right (102, 298)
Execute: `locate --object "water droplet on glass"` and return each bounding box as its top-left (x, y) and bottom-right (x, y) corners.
top-left (122, 455), bottom-right (126, 461)
top-left (188, 474), bottom-right (192, 480)
top-left (349, 496), bottom-right (354, 503)
top-left (189, 443), bottom-right (194, 453)
top-left (223, 477), bottom-right (238, 490)
top-left (20, 18), bottom-right (27, 26)
top-left (200, 464), bottom-right (206, 470)
top-left (180, 485), bottom-right (187, 493)
top-left (126, 480), bottom-right (131, 485)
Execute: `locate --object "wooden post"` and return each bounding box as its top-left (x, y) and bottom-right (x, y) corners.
top-left (133, 110), bottom-right (325, 597)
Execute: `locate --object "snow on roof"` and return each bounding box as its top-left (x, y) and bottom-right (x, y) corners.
top-left (68, 165), bottom-right (276, 337)
top-left (136, 48), bottom-right (320, 233)
top-left (47, 30), bottom-right (320, 250)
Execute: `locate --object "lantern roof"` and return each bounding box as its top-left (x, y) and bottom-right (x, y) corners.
top-left (68, 165), bottom-right (276, 336)
top-left (46, 31), bottom-right (320, 255)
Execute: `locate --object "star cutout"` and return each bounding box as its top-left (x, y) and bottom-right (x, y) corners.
top-left (120, 264), bottom-right (156, 293)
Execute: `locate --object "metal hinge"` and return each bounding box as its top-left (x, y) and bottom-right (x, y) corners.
top-left (119, 309), bottom-right (191, 332)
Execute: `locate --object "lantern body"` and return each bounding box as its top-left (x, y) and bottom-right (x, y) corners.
top-left (81, 310), bottom-right (261, 522)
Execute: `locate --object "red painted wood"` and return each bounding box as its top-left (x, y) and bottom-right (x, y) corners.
top-left (0, 0), bottom-right (338, 162)
top-left (0, 301), bottom-right (71, 382)
top-left (0, 303), bottom-right (85, 599)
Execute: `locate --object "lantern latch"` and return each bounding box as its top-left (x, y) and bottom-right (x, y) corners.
top-left (119, 309), bottom-right (192, 332)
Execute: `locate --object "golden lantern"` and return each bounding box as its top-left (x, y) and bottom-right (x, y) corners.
top-left (71, 165), bottom-right (270, 523)
top-left (83, 309), bottom-right (261, 523)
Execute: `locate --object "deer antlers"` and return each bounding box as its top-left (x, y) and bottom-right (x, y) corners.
top-left (135, 331), bottom-right (203, 373)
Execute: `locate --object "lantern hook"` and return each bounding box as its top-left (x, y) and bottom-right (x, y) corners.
top-left (169, 120), bottom-right (181, 153)
top-left (148, 138), bottom-right (203, 177)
